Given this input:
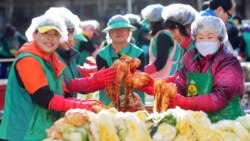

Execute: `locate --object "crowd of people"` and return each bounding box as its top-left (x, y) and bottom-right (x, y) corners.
top-left (0, 0), bottom-right (249, 140)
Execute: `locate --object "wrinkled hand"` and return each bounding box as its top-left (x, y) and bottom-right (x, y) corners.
top-left (136, 76), bottom-right (155, 95)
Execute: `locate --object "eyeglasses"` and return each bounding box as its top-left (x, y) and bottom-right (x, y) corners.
top-left (225, 11), bottom-right (232, 19)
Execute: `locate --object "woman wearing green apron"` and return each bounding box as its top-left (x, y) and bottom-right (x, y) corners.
top-left (137, 3), bottom-right (198, 95)
top-left (169, 16), bottom-right (245, 123)
top-left (161, 3), bottom-right (198, 82)
top-left (0, 14), bottom-right (100, 141)
top-left (141, 4), bottom-right (183, 79)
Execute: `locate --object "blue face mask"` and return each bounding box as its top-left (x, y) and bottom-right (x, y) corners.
top-left (195, 41), bottom-right (219, 57)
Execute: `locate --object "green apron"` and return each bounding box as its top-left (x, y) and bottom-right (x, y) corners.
top-left (97, 43), bottom-right (145, 105)
top-left (0, 52), bottom-right (64, 140)
top-left (177, 41), bottom-right (196, 71)
top-left (74, 40), bottom-right (89, 66)
top-left (186, 54), bottom-right (245, 123)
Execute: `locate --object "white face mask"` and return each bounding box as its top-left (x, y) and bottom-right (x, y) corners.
top-left (195, 41), bottom-right (219, 57)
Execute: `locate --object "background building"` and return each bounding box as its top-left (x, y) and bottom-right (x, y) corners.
top-left (0, 0), bottom-right (248, 39)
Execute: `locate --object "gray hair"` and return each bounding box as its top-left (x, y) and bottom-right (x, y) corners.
top-left (124, 13), bottom-right (141, 25)
top-left (141, 4), bottom-right (164, 22)
top-left (191, 16), bottom-right (228, 42)
top-left (80, 20), bottom-right (100, 31)
top-left (162, 3), bottom-right (198, 26)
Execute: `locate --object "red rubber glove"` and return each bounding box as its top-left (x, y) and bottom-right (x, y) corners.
top-left (77, 65), bottom-right (97, 77)
top-left (69, 67), bottom-right (116, 93)
top-left (145, 64), bottom-right (157, 74)
top-left (136, 76), bottom-right (155, 96)
top-left (49, 95), bottom-right (98, 112)
top-left (165, 71), bottom-right (178, 83)
top-left (169, 94), bottom-right (215, 112)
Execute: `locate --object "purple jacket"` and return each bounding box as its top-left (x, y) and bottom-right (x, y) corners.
top-left (175, 44), bottom-right (244, 111)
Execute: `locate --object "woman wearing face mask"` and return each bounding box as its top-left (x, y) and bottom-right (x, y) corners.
top-left (169, 16), bottom-right (245, 123)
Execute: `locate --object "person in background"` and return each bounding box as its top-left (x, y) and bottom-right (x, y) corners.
top-left (0, 24), bottom-right (27, 78)
top-left (80, 20), bottom-right (100, 39)
top-left (200, 0), bottom-right (235, 23)
top-left (169, 16), bottom-right (245, 123)
top-left (96, 14), bottom-right (146, 106)
top-left (0, 24), bottom-right (27, 58)
top-left (162, 3), bottom-right (198, 60)
top-left (0, 14), bottom-right (102, 141)
top-left (240, 25), bottom-right (250, 61)
top-left (78, 20), bottom-right (101, 66)
top-left (200, 0), bottom-right (236, 53)
top-left (161, 3), bottom-right (198, 81)
top-left (227, 18), bottom-right (241, 52)
top-left (76, 20), bottom-right (101, 76)
top-left (233, 15), bottom-right (250, 61)
top-left (141, 4), bottom-right (182, 79)
top-left (233, 14), bottom-right (243, 28)
top-left (125, 13), bottom-right (151, 64)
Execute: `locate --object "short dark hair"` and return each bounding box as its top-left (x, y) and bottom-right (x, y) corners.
top-left (3, 24), bottom-right (16, 37)
top-left (163, 19), bottom-right (189, 36)
top-left (233, 15), bottom-right (242, 24)
top-left (209, 0), bottom-right (234, 11)
top-left (202, 1), bottom-right (210, 10)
